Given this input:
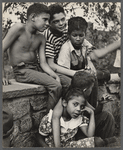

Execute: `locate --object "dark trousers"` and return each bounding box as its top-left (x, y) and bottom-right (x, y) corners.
top-left (13, 62), bottom-right (62, 111)
top-left (75, 111), bottom-right (115, 140)
top-left (87, 78), bottom-right (98, 108)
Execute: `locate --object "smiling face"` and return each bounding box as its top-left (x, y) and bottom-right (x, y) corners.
top-left (64, 95), bottom-right (86, 119)
top-left (69, 29), bottom-right (85, 50)
top-left (34, 13), bottom-right (50, 32)
top-left (50, 12), bottom-right (66, 33)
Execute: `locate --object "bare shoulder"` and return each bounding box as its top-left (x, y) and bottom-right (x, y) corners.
top-left (10, 23), bottom-right (25, 33)
top-left (36, 33), bottom-right (45, 42)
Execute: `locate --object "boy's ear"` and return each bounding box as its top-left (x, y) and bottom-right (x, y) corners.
top-left (62, 99), bottom-right (67, 107)
top-left (68, 34), bottom-right (70, 39)
top-left (30, 13), bottom-right (36, 22)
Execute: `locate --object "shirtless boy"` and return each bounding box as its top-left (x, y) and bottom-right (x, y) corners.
top-left (2, 3), bottom-right (62, 111)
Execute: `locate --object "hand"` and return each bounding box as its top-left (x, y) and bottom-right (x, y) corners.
top-left (81, 106), bottom-right (94, 115)
top-left (80, 68), bottom-right (95, 76)
top-left (55, 75), bottom-right (61, 83)
top-left (99, 94), bottom-right (114, 104)
top-left (2, 77), bottom-right (10, 85)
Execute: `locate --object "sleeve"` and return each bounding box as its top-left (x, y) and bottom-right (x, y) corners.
top-left (83, 39), bottom-right (96, 55)
top-left (39, 111), bottom-right (52, 136)
top-left (44, 29), bottom-right (55, 59)
top-left (57, 42), bottom-right (71, 69)
top-left (87, 56), bottom-right (97, 76)
top-left (79, 116), bottom-right (89, 127)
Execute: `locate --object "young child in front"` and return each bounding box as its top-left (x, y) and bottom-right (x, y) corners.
top-left (38, 88), bottom-right (106, 148)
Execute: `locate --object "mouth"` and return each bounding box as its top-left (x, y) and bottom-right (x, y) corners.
top-left (73, 113), bottom-right (80, 118)
top-left (58, 25), bottom-right (66, 31)
top-left (75, 43), bottom-right (81, 46)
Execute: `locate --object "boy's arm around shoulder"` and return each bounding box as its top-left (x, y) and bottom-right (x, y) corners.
top-left (39, 35), bottom-right (60, 83)
top-left (2, 23), bottom-right (24, 85)
top-left (52, 98), bottom-right (63, 147)
top-left (89, 40), bottom-right (121, 61)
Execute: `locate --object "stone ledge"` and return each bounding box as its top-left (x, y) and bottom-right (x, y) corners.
top-left (3, 79), bottom-right (47, 99)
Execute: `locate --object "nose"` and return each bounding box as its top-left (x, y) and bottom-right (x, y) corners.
top-left (59, 20), bottom-right (63, 25)
top-left (46, 20), bottom-right (49, 26)
top-left (76, 36), bottom-right (80, 41)
top-left (76, 105), bottom-right (81, 112)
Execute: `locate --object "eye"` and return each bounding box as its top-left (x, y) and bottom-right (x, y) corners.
top-left (72, 34), bottom-right (77, 37)
top-left (61, 17), bottom-right (65, 22)
top-left (53, 20), bottom-right (59, 24)
top-left (80, 33), bottom-right (85, 37)
top-left (81, 105), bottom-right (85, 110)
top-left (44, 18), bottom-right (48, 21)
top-left (73, 103), bottom-right (78, 107)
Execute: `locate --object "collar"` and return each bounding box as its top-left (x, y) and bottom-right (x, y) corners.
top-left (68, 39), bottom-right (88, 53)
top-left (48, 109), bottom-right (82, 130)
top-left (68, 39), bottom-right (93, 56)
top-left (49, 27), bottom-right (67, 37)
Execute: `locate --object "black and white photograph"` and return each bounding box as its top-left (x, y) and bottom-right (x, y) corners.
top-left (2, 2), bottom-right (121, 148)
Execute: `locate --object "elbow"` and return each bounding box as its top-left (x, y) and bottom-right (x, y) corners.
top-left (88, 131), bottom-right (95, 137)
top-left (48, 62), bottom-right (56, 71)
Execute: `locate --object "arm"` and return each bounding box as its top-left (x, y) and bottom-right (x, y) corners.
top-left (39, 36), bottom-right (60, 82)
top-left (52, 98), bottom-right (63, 147)
top-left (80, 106), bottom-right (95, 137)
top-left (47, 43), bottom-right (76, 77)
top-left (35, 133), bottom-right (49, 147)
top-left (89, 40), bottom-right (121, 61)
top-left (47, 58), bottom-right (76, 77)
top-left (2, 23), bottom-right (23, 85)
top-left (86, 101), bottom-right (95, 111)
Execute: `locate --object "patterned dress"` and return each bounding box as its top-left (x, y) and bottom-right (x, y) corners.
top-left (39, 109), bottom-right (95, 148)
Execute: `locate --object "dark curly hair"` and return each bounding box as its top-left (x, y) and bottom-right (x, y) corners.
top-left (63, 87), bottom-right (86, 103)
top-left (68, 17), bottom-right (88, 34)
top-left (71, 71), bottom-right (96, 91)
top-left (27, 3), bottom-right (49, 19)
top-left (49, 3), bottom-right (65, 22)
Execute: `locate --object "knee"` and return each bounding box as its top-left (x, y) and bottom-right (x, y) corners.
top-left (55, 82), bottom-right (62, 91)
top-left (102, 111), bottom-right (115, 123)
top-left (94, 137), bottom-right (105, 147)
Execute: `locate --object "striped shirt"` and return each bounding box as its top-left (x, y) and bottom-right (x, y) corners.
top-left (44, 27), bottom-right (68, 64)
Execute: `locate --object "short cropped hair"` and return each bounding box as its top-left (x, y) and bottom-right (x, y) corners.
top-left (63, 87), bottom-right (86, 103)
top-left (27, 3), bottom-right (49, 19)
top-left (49, 4), bottom-right (65, 22)
top-left (71, 71), bottom-right (96, 90)
top-left (68, 17), bottom-right (88, 34)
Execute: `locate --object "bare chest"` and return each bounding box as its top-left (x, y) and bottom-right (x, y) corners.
top-left (17, 33), bottom-right (41, 52)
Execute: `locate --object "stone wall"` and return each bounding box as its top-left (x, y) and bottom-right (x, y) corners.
top-left (3, 80), bottom-right (48, 147)
top-left (3, 78), bottom-right (121, 147)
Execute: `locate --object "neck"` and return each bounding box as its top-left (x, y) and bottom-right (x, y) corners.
top-left (50, 27), bottom-right (63, 37)
top-left (62, 108), bottom-right (71, 121)
top-left (26, 21), bottom-right (37, 34)
top-left (73, 45), bottom-right (81, 50)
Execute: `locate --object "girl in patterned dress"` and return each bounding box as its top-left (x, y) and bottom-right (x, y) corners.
top-left (38, 88), bottom-right (104, 147)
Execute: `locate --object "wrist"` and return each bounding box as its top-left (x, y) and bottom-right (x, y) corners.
top-left (90, 110), bottom-right (94, 115)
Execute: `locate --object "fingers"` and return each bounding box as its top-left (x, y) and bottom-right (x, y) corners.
top-left (100, 94), bottom-right (113, 104)
top-left (2, 78), bottom-right (10, 85)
